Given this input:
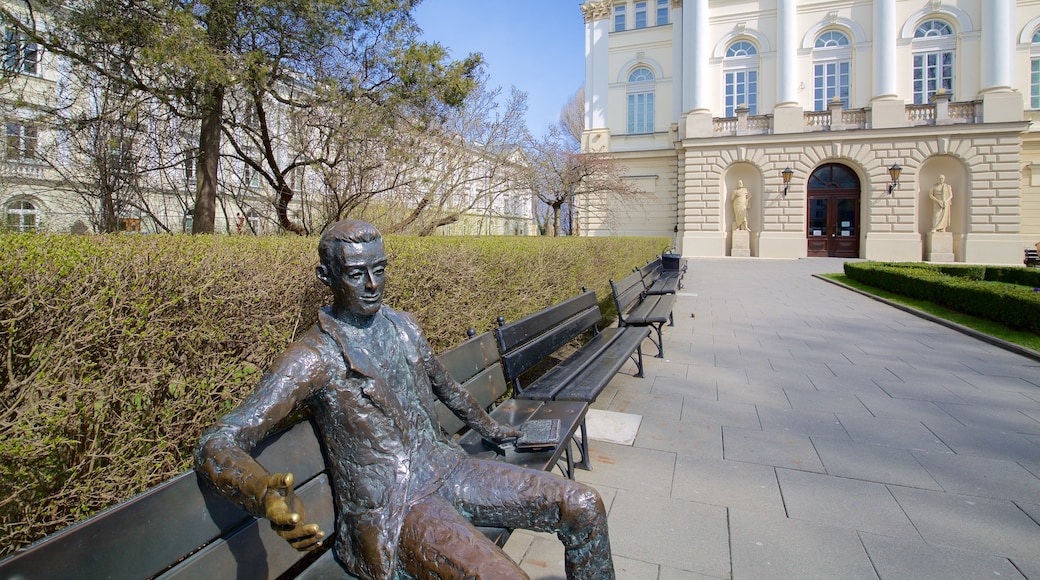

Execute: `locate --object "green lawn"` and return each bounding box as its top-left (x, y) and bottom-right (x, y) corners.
top-left (820, 273), bottom-right (1040, 353)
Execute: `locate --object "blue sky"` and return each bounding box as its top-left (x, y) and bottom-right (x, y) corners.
top-left (413, 1), bottom-right (586, 135)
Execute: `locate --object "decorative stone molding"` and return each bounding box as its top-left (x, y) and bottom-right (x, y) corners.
top-left (581, 1), bottom-right (610, 23)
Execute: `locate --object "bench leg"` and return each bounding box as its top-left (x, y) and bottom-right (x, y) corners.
top-left (631, 344), bottom-right (645, 378)
top-left (574, 420), bottom-right (592, 471)
top-left (651, 323), bottom-right (665, 358)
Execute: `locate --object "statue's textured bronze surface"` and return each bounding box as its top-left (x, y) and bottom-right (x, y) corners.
top-left (196, 219), bottom-right (614, 579)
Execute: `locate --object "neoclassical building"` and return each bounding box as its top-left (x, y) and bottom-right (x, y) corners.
top-left (578, 0), bottom-right (1040, 264)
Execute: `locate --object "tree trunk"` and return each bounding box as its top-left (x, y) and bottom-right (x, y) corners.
top-left (192, 84), bottom-right (223, 234)
top-left (552, 202), bottom-right (563, 237)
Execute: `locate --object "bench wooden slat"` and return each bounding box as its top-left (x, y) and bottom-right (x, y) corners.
top-left (0, 420), bottom-right (327, 580)
top-left (499, 307), bottom-right (602, 387)
top-left (553, 328), bottom-right (651, 403)
top-left (160, 474), bottom-right (339, 579)
top-left (517, 327), bottom-right (625, 400)
top-left (494, 291), bottom-right (599, 353)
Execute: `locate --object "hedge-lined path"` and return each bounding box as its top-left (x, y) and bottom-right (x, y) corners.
top-left (504, 257), bottom-right (1040, 579)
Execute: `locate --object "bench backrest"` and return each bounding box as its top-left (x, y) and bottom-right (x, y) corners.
top-left (610, 271), bottom-right (646, 320)
top-left (638, 258), bottom-right (663, 282)
top-left (495, 291), bottom-right (602, 387)
top-left (0, 333), bottom-right (505, 580)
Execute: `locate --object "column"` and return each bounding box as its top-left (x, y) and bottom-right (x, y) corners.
top-left (672, 1), bottom-right (683, 119)
top-left (582, 1), bottom-right (611, 150)
top-left (683, 0), bottom-right (709, 112)
top-left (776, 0), bottom-right (797, 106)
top-left (872, 0), bottom-right (897, 99)
top-left (981, 0), bottom-right (1013, 91)
top-left (980, 0), bottom-right (1022, 121)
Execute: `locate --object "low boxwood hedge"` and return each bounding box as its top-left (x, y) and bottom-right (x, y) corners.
top-left (843, 261), bottom-right (1040, 334)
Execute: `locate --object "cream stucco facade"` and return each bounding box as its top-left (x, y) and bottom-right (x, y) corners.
top-left (579, 0), bottom-right (1040, 264)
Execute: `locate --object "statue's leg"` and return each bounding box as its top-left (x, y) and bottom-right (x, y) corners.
top-left (397, 494), bottom-right (528, 579)
top-left (443, 459), bottom-right (615, 580)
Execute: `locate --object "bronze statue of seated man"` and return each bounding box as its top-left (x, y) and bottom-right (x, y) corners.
top-left (195, 219), bottom-right (615, 579)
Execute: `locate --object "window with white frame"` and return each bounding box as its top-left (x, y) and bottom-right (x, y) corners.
top-left (656, 0), bottom-right (669, 25)
top-left (813, 30), bottom-right (851, 110)
top-left (1031, 29), bottom-right (1040, 109)
top-left (912, 19), bottom-right (955, 104)
top-left (5, 122), bottom-right (36, 161)
top-left (634, 2), bottom-right (648, 29)
top-left (626, 67), bottom-right (655, 134)
top-left (614, 4), bottom-right (626, 32)
top-left (724, 40), bottom-right (759, 117)
top-left (6, 199), bottom-right (37, 231)
top-left (4, 29), bottom-right (38, 76)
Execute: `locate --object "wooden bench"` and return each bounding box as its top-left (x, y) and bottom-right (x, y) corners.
top-left (610, 269), bottom-right (675, 358)
top-left (0, 332), bottom-right (587, 579)
top-left (639, 254), bottom-right (687, 296)
top-left (495, 290), bottom-right (650, 471)
top-left (1025, 248), bottom-right (1039, 267)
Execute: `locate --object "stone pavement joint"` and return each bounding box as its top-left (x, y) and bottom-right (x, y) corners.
top-left (504, 258), bottom-right (1040, 580)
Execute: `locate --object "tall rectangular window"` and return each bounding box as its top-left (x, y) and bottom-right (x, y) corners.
top-left (656, 0), bottom-right (669, 25)
top-left (627, 92), bottom-right (654, 133)
top-left (724, 70), bottom-right (758, 117)
top-left (813, 61), bottom-right (850, 110)
top-left (613, 5), bottom-right (626, 32)
top-left (913, 51), bottom-right (953, 104)
top-left (1032, 59), bottom-right (1040, 109)
top-left (634, 2), bottom-right (648, 29)
top-left (6, 122), bottom-right (36, 161)
top-left (4, 29), bottom-right (38, 75)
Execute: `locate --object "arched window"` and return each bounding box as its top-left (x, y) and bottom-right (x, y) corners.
top-left (813, 31), bottom-right (851, 110)
top-left (6, 199), bottom-right (38, 232)
top-left (626, 67), bottom-right (655, 134)
top-left (1031, 29), bottom-right (1040, 109)
top-left (912, 18), bottom-right (955, 104)
top-left (724, 41), bottom-right (758, 116)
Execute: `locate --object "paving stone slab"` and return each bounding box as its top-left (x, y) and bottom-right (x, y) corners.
top-left (854, 392), bottom-right (960, 426)
top-left (722, 427), bottom-right (825, 472)
top-left (682, 400), bottom-right (762, 430)
top-left (729, 510), bottom-right (878, 580)
top-left (650, 375), bottom-right (718, 401)
top-left (607, 490), bottom-right (730, 578)
top-left (859, 532), bottom-right (1025, 580)
top-left (812, 437), bottom-right (942, 489)
top-left (889, 485), bottom-right (1040, 561)
top-left (606, 391), bottom-right (683, 423)
top-left (871, 381), bottom-right (967, 404)
top-left (835, 414), bottom-right (954, 453)
top-left (672, 456), bottom-right (786, 518)
top-left (757, 407), bottom-right (850, 440)
top-left (911, 449), bottom-right (1040, 502)
top-left (785, 389), bottom-right (872, 415)
top-left (634, 417), bottom-right (723, 459)
top-left (936, 400), bottom-right (1040, 436)
top-left (576, 441), bottom-right (677, 497)
top-left (924, 421), bottom-right (1040, 463)
top-left (717, 381), bottom-right (792, 410)
top-left (776, 468), bottom-right (919, 538)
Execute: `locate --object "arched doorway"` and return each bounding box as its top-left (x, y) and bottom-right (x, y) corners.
top-left (807, 163), bottom-right (861, 257)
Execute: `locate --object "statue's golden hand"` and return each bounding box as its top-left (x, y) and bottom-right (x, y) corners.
top-left (264, 472), bottom-right (325, 551)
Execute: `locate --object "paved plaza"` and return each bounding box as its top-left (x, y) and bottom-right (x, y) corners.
top-left (503, 258), bottom-right (1040, 579)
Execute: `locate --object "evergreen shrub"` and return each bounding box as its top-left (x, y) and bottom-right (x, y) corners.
top-left (0, 232), bottom-right (667, 556)
top-left (843, 261), bottom-right (1040, 334)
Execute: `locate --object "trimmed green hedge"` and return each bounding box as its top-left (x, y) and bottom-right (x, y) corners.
top-left (0, 232), bottom-right (668, 556)
top-left (843, 261), bottom-right (1040, 334)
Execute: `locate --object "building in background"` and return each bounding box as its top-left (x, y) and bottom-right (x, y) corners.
top-left (579, 0), bottom-right (1040, 263)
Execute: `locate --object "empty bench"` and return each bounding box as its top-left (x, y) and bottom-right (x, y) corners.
top-left (639, 253), bottom-right (687, 296)
top-left (495, 290), bottom-right (650, 470)
top-left (610, 269), bottom-right (675, 359)
top-left (1025, 248), bottom-right (1039, 267)
top-left (0, 332), bottom-right (587, 580)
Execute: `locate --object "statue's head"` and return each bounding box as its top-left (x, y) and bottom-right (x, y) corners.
top-left (316, 220), bottom-right (386, 319)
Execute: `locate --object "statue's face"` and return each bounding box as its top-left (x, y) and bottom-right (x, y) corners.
top-left (328, 239), bottom-right (387, 317)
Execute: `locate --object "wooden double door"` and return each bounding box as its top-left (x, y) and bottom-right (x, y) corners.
top-left (807, 164), bottom-right (861, 258)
